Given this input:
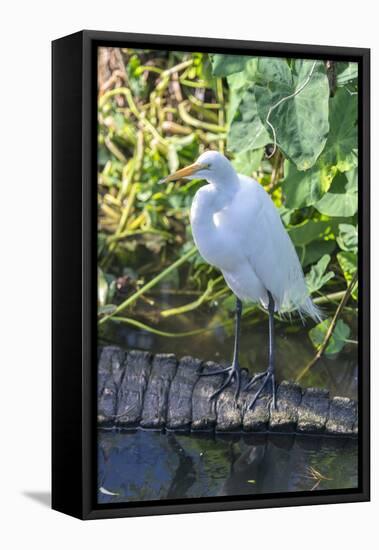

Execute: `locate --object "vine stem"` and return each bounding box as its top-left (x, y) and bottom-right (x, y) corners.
top-left (160, 275), bottom-right (223, 318)
top-left (110, 316), bottom-right (215, 338)
top-left (98, 246), bottom-right (197, 325)
top-left (108, 306), bottom-right (263, 338)
top-left (296, 271), bottom-right (358, 382)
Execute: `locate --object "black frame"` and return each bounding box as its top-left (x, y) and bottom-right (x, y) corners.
top-left (52, 30), bottom-right (370, 520)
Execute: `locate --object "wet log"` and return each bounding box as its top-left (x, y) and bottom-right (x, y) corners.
top-left (98, 346), bottom-right (358, 437)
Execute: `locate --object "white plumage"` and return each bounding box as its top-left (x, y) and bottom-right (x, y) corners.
top-left (187, 151), bottom-right (320, 321)
top-left (161, 150), bottom-right (321, 405)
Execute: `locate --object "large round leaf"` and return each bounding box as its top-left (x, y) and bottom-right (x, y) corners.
top-left (282, 159), bottom-right (335, 208)
top-left (314, 191), bottom-right (358, 217)
top-left (232, 149), bottom-right (263, 176)
top-left (336, 62), bottom-right (358, 87)
top-left (288, 220), bottom-right (333, 247)
top-left (210, 54), bottom-right (250, 77)
top-left (227, 86), bottom-right (271, 152)
top-left (323, 87), bottom-right (358, 172)
top-left (314, 167), bottom-right (358, 217)
top-left (254, 59), bottom-right (330, 170)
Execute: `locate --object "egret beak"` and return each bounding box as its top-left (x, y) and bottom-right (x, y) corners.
top-left (159, 162), bottom-right (208, 184)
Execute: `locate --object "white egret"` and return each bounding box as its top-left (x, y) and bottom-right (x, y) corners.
top-left (160, 151), bottom-right (321, 409)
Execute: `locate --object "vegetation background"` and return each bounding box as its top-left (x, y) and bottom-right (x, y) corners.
top-left (97, 47), bottom-right (358, 385)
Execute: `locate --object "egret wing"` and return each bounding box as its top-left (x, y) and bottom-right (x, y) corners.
top-left (237, 177), bottom-right (308, 311)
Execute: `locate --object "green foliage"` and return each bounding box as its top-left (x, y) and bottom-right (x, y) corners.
top-left (337, 223), bottom-right (358, 253)
top-left (305, 255), bottom-right (334, 294)
top-left (222, 58), bottom-right (330, 170)
top-left (97, 48), bottom-right (358, 363)
top-left (301, 240), bottom-right (336, 268)
top-left (255, 59), bottom-right (330, 170)
top-left (210, 54), bottom-right (250, 76)
top-left (281, 160), bottom-right (333, 209)
top-left (336, 62), bottom-right (358, 87)
top-left (337, 250), bottom-right (358, 300)
top-left (322, 88), bottom-right (358, 172)
top-left (228, 87), bottom-right (271, 152)
top-left (314, 168), bottom-right (358, 217)
top-left (287, 220), bottom-right (332, 247)
top-left (231, 149), bottom-right (264, 175)
top-left (309, 318), bottom-right (351, 355)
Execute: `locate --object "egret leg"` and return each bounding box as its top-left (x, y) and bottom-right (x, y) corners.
top-left (245, 291), bottom-right (277, 410)
top-left (198, 297), bottom-right (243, 400)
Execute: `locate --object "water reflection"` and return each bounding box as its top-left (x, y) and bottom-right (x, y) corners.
top-left (98, 430), bottom-right (358, 504)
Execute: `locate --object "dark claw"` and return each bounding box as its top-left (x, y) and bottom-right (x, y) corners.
top-left (198, 363), bottom-right (242, 401)
top-left (209, 371), bottom-right (234, 400)
top-left (243, 372), bottom-right (265, 392)
top-left (245, 370), bottom-right (277, 411)
top-left (271, 374), bottom-right (277, 410)
top-left (234, 367), bottom-right (241, 400)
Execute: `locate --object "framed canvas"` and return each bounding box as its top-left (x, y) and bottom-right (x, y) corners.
top-left (52, 30), bottom-right (370, 520)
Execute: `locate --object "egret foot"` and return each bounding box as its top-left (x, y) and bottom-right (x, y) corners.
top-left (245, 290), bottom-right (277, 411)
top-left (198, 296), bottom-right (243, 402)
top-left (244, 368), bottom-right (277, 411)
top-left (198, 362), bottom-right (242, 400)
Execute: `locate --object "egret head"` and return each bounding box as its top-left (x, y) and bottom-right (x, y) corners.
top-left (159, 150), bottom-right (237, 186)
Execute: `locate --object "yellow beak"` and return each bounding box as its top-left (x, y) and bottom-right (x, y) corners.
top-left (159, 162), bottom-right (208, 184)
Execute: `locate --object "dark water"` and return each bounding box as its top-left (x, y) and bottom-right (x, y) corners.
top-left (98, 430), bottom-right (358, 503)
top-left (98, 300), bottom-right (358, 504)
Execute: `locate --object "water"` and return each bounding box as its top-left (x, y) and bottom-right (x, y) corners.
top-left (98, 299), bottom-right (358, 504)
top-left (98, 430), bottom-right (358, 503)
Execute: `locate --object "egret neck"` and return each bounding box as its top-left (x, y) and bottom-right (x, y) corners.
top-left (190, 168), bottom-right (240, 236)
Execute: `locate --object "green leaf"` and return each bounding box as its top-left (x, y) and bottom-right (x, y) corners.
top-left (255, 57), bottom-right (293, 87)
top-left (226, 72), bottom-right (250, 122)
top-left (301, 240), bottom-right (336, 268)
top-left (345, 166), bottom-right (358, 193)
top-left (337, 251), bottom-right (358, 300)
top-left (309, 318), bottom-right (351, 355)
top-left (278, 205), bottom-right (294, 226)
top-left (254, 59), bottom-right (330, 170)
top-left (232, 149), bottom-right (263, 176)
top-left (282, 160), bottom-right (335, 209)
top-left (227, 85), bottom-right (271, 152)
top-left (288, 220), bottom-right (332, 247)
top-left (313, 167), bottom-right (358, 217)
top-left (221, 294), bottom-right (237, 312)
top-left (337, 224), bottom-right (358, 253)
top-left (314, 190), bottom-right (357, 217)
top-left (336, 62), bottom-right (358, 87)
top-left (210, 54), bottom-right (250, 76)
top-left (323, 88), bottom-right (358, 172)
top-left (305, 254), bottom-right (335, 294)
